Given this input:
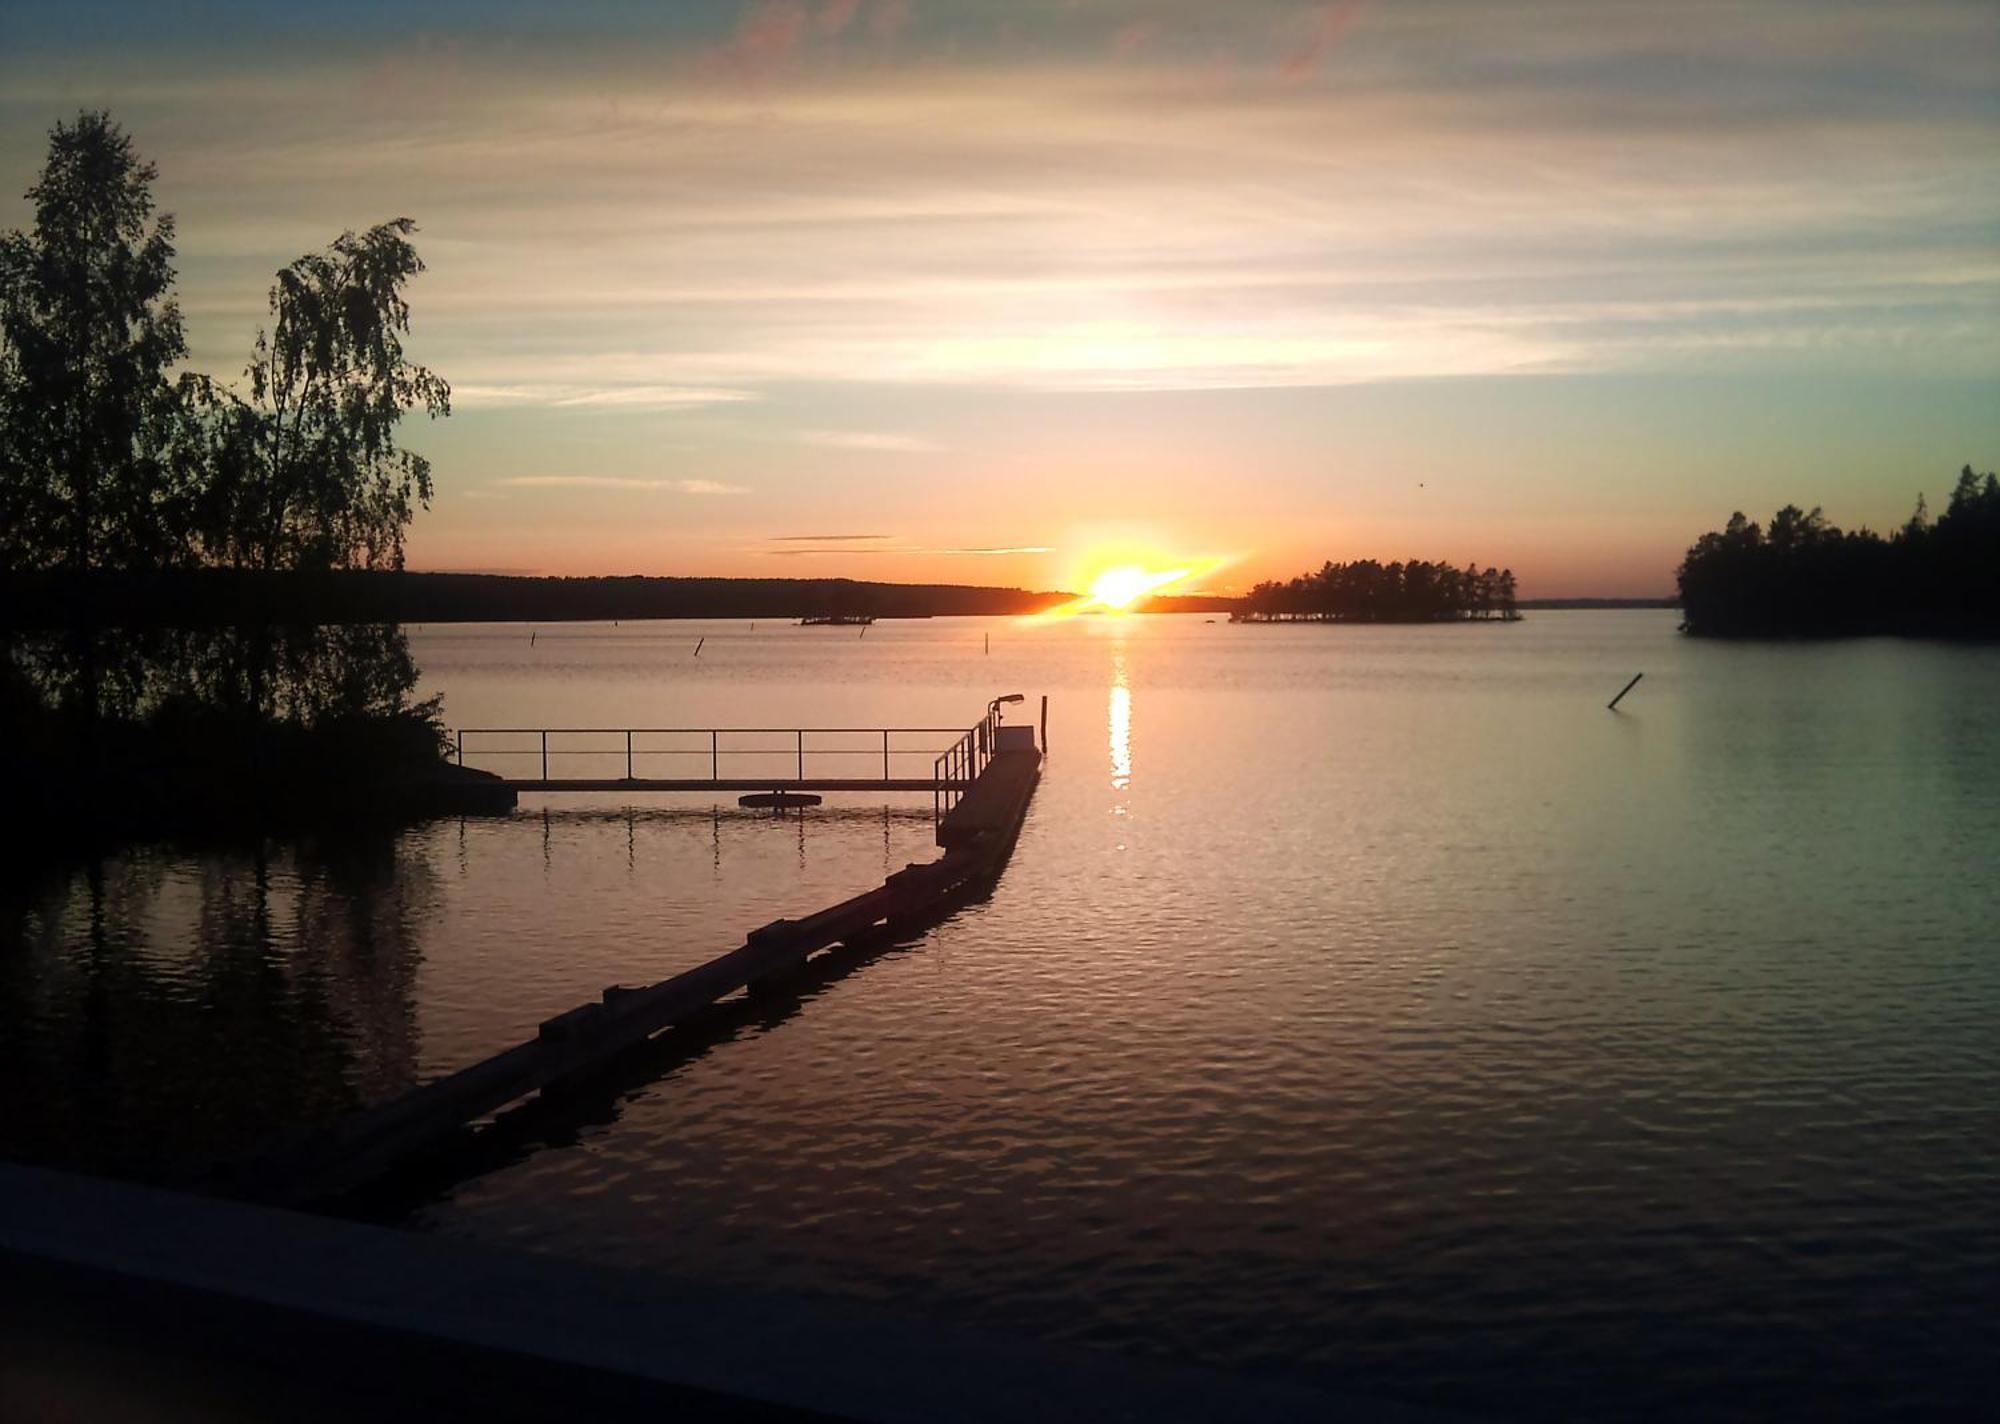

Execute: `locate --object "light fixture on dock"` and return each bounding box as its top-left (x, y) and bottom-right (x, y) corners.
top-left (989, 693), bottom-right (1025, 720)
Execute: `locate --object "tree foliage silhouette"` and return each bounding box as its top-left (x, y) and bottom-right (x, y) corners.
top-left (0, 111), bottom-right (187, 573)
top-left (1, 113), bottom-right (453, 825)
top-left (1241, 558), bottom-right (1519, 622)
top-left (191, 218), bottom-right (450, 572)
top-left (1677, 471), bottom-right (2000, 636)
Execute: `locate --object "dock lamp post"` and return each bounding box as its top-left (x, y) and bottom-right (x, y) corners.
top-left (989, 693), bottom-right (1025, 722)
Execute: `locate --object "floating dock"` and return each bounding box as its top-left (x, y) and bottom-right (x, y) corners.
top-left (447, 722), bottom-right (1007, 822)
top-left (228, 704), bottom-right (1042, 1208)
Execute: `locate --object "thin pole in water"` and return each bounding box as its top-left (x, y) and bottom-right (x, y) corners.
top-left (694, 637), bottom-right (704, 657)
top-left (1040, 694), bottom-right (1048, 752)
top-left (984, 632), bottom-right (990, 655)
top-left (1608, 672), bottom-right (1643, 711)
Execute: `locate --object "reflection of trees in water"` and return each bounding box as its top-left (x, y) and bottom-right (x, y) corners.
top-left (0, 833), bottom-right (435, 1181)
top-left (7, 622), bottom-right (426, 727)
top-left (4, 622), bottom-right (443, 845)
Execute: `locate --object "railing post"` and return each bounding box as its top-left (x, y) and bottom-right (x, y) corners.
top-left (883, 728), bottom-right (890, 781)
top-left (797, 729), bottom-right (804, 780)
top-left (626, 729), bottom-right (633, 780)
top-left (541, 729), bottom-right (548, 782)
top-left (455, 729), bottom-right (463, 766)
top-left (711, 729), bottom-right (719, 781)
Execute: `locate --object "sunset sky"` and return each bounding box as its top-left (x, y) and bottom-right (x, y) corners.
top-left (3, 0), bottom-right (1995, 596)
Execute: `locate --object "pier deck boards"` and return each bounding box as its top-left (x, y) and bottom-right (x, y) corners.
top-left (937, 748), bottom-right (1042, 847)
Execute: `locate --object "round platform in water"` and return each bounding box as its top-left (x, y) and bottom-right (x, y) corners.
top-left (738, 792), bottom-right (824, 809)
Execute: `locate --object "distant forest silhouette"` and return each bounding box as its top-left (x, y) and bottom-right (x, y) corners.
top-left (0, 570), bottom-right (1082, 629)
top-left (1677, 470), bottom-right (2000, 637)
top-left (1239, 559), bottom-right (1519, 623)
top-left (0, 112), bottom-right (457, 836)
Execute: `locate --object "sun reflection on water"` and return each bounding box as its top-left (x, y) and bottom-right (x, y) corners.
top-left (1109, 651), bottom-right (1131, 797)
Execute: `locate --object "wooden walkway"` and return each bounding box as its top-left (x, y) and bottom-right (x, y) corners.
top-left (227, 710), bottom-right (1042, 1208)
top-left (499, 777), bottom-right (958, 792)
top-left (937, 744), bottom-right (1041, 847)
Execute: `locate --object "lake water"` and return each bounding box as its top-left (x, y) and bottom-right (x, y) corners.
top-left (5, 612), bottom-right (1998, 1418)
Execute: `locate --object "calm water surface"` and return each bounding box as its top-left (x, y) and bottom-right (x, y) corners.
top-left (5, 612), bottom-right (1997, 1418)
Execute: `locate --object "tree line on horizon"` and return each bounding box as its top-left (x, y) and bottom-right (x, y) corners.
top-left (1239, 559), bottom-right (1519, 623)
top-left (1676, 470), bottom-right (2000, 637)
top-left (0, 569), bottom-right (1086, 630)
top-left (0, 111), bottom-right (446, 739)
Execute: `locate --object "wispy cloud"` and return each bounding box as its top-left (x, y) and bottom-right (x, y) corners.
top-left (799, 430), bottom-right (945, 452)
top-left (767, 542), bottom-right (1051, 556)
top-left (14, 0), bottom-right (1995, 402)
top-left (931, 545), bottom-right (1054, 555)
top-left (818, 0), bottom-right (863, 39)
top-left (771, 532), bottom-right (892, 541)
top-left (454, 384), bottom-right (758, 411)
top-left (1281, 1), bottom-right (1369, 82)
top-left (500, 476), bottom-right (749, 494)
top-left (697, 0), bottom-right (904, 82)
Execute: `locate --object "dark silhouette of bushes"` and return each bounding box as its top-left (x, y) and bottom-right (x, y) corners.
top-left (1677, 468), bottom-right (2000, 637)
top-left (1239, 559), bottom-right (1518, 623)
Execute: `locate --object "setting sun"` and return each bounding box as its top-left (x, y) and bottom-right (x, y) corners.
top-left (1088, 565), bottom-right (1190, 611)
top-left (1023, 553), bottom-right (1234, 621)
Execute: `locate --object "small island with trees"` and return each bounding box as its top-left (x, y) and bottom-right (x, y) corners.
top-left (1677, 470), bottom-right (2000, 637)
top-left (1236, 559), bottom-right (1519, 623)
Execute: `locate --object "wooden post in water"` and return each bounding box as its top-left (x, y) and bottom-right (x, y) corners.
top-left (1040, 694), bottom-right (1048, 753)
top-left (1608, 672), bottom-right (1643, 711)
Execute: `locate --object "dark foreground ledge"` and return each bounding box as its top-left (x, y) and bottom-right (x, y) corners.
top-left (0, 1163), bottom-right (1451, 1423)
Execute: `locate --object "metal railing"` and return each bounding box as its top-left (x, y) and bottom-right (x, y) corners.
top-left (932, 708), bottom-right (1003, 823)
top-left (451, 725), bottom-right (971, 786)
